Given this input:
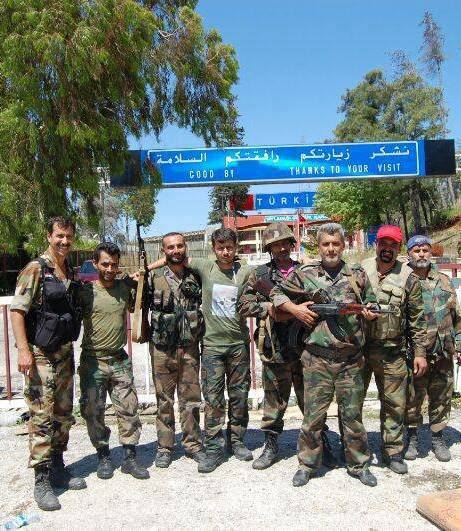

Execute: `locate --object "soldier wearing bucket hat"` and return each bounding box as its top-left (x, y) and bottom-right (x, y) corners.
top-left (404, 235), bottom-right (461, 462)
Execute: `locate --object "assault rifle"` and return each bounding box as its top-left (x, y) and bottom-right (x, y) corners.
top-left (253, 277), bottom-right (398, 348)
top-left (132, 222), bottom-right (151, 343)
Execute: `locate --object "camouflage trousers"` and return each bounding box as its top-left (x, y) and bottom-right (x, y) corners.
top-left (363, 349), bottom-right (408, 456)
top-left (150, 343), bottom-right (202, 454)
top-left (24, 344), bottom-right (75, 468)
top-left (406, 355), bottom-right (454, 433)
top-left (298, 351), bottom-right (370, 474)
top-left (201, 344), bottom-right (251, 454)
top-left (261, 359), bottom-right (304, 435)
top-left (79, 350), bottom-right (141, 449)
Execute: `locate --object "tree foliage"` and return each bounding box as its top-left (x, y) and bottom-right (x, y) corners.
top-left (208, 184), bottom-right (249, 225)
top-left (0, 0), bottom-right (242, 252)
top-left (315, 65), bottom-right (447, 235)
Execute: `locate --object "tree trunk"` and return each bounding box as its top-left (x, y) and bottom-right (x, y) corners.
top-left (446, 177), bottom-right (456, 204)
top-left (420, 197), bottom-right (429, 229)
top-left (399, 199), bottom-right (409, 240)
top-left (410, 180), bottom-right (422, 233)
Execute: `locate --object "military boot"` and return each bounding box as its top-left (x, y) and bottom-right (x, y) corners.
top-left (197, 452), bottom-right (226, 473)
top-left (347, 468), bottom-right (377, 487)
top-left (292, 469), bottom-right (311, 487)
top-left (121, 445), bottom-right (150, 479)
top-left (50, 451), bottom-right (87, 490)
top-left (382, 452), bottom-right (408, 474)
top-left (322, 430), bottom-right (338, 468)
top-left (404, 428), bottom-right (418, 461)
top-left (252, 433), bottom-right (279, 470)
top-left (34, 465), bottom-right (61, 511)
top-left (185, 449), bottom-right (207, 465)
top-left (432, 431), bottom-right (451, 462)
top-left (155, 450), bottom-right (173, 468)
top-left (96, 446), bottom-right (114, 480)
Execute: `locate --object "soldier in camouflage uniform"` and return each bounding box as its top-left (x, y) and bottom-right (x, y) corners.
top-left (149, 232), bottom-right (205, 469)
top-left (238, 223), bottom-right (336, 470)
top-left (10, 217), bottom-right (86, 512)
top-left (148, 228), bottom-right (253, 473)
top-left (78, 242), bottom-right (149, 481)
top-left (404, 235), bottom-right (461, 462)
top-left (361, 225), bottom-right (428, 475)
top-left (271, 223), bottom-right (378, 488)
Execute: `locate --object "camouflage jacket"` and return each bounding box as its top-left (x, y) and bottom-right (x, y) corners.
top-left (362, 257), bottom-right (427, 358)
top-left (414, 263), bottom-right (461, 358)
top-left (150, 266), bottom-right (203, 348)
top-left (271, 260), bottom-right (376, 360)
top-left (237, 260), bottom-right (300, 363)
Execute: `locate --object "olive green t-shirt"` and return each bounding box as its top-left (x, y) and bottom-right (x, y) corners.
top-left (79, 279), bottom-right (134, 354)
top-left (189, 258), bottom-right (253, 349)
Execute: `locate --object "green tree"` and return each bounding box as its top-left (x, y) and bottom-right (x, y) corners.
top-left (0, 1), bottom-right (242, 252)
top-left (316, 66), bottom-right (447, 234)
top-left (208, 184), bottom-right (249, 226)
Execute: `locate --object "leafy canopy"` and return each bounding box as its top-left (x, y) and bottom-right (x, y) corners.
top-left (0, 0), bottom-right (242, 251)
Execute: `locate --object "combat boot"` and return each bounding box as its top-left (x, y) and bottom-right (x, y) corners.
top-left (197, 452), bottom-right (226, 473)
top-left (404, 428), bottom-right (418, 461)
top-left (432, 431), bottom-right (451, 462)
top-left (34, 465), bottom-right (61, 511)
top-left (292, 469), bottom-right (311, 487)
top-left (185, 449), bottom-right (207, 465)
top-left (230, 440), bottom-right (253, 461)
top-left (348, 468), bottom-right (377, 487)
top-left (382, 452), bottom-right (408, 474)
top-left (252, 433), bottom-right (279, 470)
top-left (121, 445), bottom-right (150, 479)
top-left (155, 449), bottom-right (173, 468)
top-left (322, 430), bottom-right (338, 468)
top-left (96, 446), bottom-right (114, 480)
top-left (50, 451), bottom-right (87, 490)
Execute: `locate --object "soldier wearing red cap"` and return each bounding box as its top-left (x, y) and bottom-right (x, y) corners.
top-left (361, 225), bottom-right (427, 474)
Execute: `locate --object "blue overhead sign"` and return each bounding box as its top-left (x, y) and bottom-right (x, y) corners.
top-left (254, 192), bottom-right (316, 210)
top-left (111, 140), bottom-right (455, 188)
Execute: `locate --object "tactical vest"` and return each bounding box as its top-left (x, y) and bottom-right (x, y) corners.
top-left (150, 268), bottom-right (203, 348)
top-left (362, 257), bottom-right (411, 341)
top-left (25, 257), bottom-right (81, 353)
top-left (254, 262), bottom-right (299, 364)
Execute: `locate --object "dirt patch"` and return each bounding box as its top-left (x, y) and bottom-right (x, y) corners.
top-left (404, 469), bottom-right (461, 491)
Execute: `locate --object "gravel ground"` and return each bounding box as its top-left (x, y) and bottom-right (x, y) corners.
top-left (1, 405), bottom-right (461, 530)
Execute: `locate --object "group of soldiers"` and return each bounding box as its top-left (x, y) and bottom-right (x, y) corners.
top-left (10, 216), bottom-right (461, 511)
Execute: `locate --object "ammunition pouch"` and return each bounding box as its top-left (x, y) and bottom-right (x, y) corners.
top-left (150, 311), bottom-right (178, 347)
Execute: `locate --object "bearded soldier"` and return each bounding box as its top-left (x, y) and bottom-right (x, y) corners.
top-left (362, 225), bottom-right (427, 475)
top-left (149, 232), bottom-right (206, 469)
top-left (271, 223), bottom-right (378, 488)
top-left (404, 235), bottom-right (461, 462)
top-left (238, 223), bottom-right (336, 470)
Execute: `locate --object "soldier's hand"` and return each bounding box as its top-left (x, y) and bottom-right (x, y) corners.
top-left (131, 270), bottom-right (141, 282)
top-left (456, 352), bottom-right (461, 366)
top-left (362, 303), bottom-right (379, 321)
top-left (413, 356), bottom-right (428, 377)
top-left (293, 301), bottom-right (318, 326)
top-left (18, 348), bottom-right (34, 376)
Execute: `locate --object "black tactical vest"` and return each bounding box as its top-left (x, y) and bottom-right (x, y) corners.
top-left (25, 257), bottom-right (82, 353)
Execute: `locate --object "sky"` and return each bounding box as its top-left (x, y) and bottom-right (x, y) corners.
top-left (130, 0), bottom-right (461, 237)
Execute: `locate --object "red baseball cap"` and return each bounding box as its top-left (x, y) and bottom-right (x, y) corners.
top-left (376, 225), bottom-right (403, 243)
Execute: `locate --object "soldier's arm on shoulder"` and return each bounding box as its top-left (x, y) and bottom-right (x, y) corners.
top-left (270, 269), bottom-right (304, 308)
top-left (186, 257), bottom-right (210, 278)
top-left (405, 273), bottom-right (428, 358)
top-left (9, 261), bottom-right (42, 314)
top-left (237, 269), bottom-right (271, 319)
